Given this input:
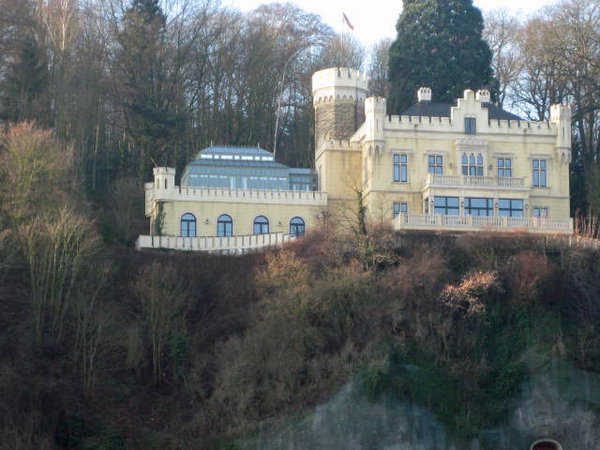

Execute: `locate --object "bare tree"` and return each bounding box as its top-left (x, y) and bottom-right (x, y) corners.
top-left (368, 37), bottom-right (392, 99)
top-left (134, 261), bottom-right (189, 385)
top-left (483, 9), bottom-right (522, 108)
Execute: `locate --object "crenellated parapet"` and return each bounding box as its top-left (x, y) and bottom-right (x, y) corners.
top-left (316, 138), bottom-right (359, 159)
top-left (312, 67), bottom-right (369, 104)
top-left (312, 68), bottom-right (369, 149)
top-left (149, 183), bottom-right (328, 206)
top-left (365, 96), bottom-right (386, 116)
top-left (377, 113), bottom-right (557, 138)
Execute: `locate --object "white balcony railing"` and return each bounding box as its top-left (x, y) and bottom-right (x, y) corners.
top-left (135, 232), bottom-right (294, 253)
top-left (394, 214), bottom-right (573, 234)
top-left (424, 173), bottom-right (526, 189)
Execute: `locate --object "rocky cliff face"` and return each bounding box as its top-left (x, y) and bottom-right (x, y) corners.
top-left (238, 353), bottom-right (600, 449)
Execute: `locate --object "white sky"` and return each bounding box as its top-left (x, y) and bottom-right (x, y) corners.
top-left (224, 0), bottom-right (556, 47)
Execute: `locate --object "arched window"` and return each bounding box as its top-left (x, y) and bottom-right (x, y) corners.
top-left (253, 215), bottom-right (269, 234)
top-left (217, 214), bottom-right (233, 237)
top-left (289, 217), bottom-right (305, 237)
top-left (181, 213), bottom-right (196, 237)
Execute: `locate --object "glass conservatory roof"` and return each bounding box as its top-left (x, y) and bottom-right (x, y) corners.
top-left (186, 145), bottom-right (288, 169)
top-left (181, 145), bottom-right (316, 190)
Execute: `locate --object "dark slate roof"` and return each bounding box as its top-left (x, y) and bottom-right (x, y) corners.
top-left (481, 103), bottom-right (522, 121)
top-left (402, 102), bottom-right (452, 118)
top-left (402, 101), bottom-right (522, 121)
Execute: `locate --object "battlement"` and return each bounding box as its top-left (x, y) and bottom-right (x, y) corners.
top-left (153, 167), bottom-right (176, 176)
top-left (312, 67), bottom-right (369, 106)
top-left (318, 139), bottom-right (357, 149)
top-left (550, 104), bottom-right (572, 123)
top-left (315, 138), bottom-right (359, 159)
top-left (378, 114), bottom-right (556, 137)
top-left (365, 96), bottom-right (386, 115)
top-left (312, 67), bottom-right (369, 92)
top-left (150, 185), bottom-right (328, 206)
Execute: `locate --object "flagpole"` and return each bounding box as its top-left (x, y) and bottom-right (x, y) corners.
top-left (341, 11), bottom-right (344, 65)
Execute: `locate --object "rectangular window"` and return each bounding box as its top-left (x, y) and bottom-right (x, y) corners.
top-left (393, 154), bottom-right (408, 182)
top-left (498, 157), bottom-right (512, 177)
top-left (499, 199), bottom-right (524, 217)
top-left (434, 196), bottom-right (459, 215)
top-left (533, 207), bottom-right (548, 217)
top-left (428, 155), bottom-right (443, 174)
top-left (533, 159), bottom-right (547, 187)
top-left (393, 202), bottom-right (409, 219)
top-left (465, 117), bottom-right (477, 135)
top-left (465, 197), bottom-right (493, 216)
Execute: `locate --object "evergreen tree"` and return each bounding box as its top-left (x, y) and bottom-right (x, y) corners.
top-left (114, 0), bottom-right (185, 178)
top-left (388, 0), bottom-right (493, 113)
top-left (0, 33), bottom-right (48, 123)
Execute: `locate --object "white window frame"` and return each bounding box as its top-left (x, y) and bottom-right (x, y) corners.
top-left (393, 153), bottom-right (409, 183)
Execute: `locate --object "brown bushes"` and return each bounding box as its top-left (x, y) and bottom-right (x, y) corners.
top-left (506, 250), bottom-right (551, 305)
top-left (210, 250), bottom-right (388, 436)
top-left (442, 271), bottom-right (499, 316)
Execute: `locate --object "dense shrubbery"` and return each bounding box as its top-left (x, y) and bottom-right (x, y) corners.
top-left (1, 124), bottom-right (600, 448)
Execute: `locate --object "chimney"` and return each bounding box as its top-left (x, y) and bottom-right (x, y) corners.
top-left (476, 89), bottom-right (491, 103)
top-left (418, 87), bottom-right (432, 102)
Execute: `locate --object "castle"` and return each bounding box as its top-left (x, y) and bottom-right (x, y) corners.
top-left (136, 67), bottom-right (573, 252)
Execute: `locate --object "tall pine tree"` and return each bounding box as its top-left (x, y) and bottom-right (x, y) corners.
top-left (0, 33), bottom-right (48, 123)
top-left (388, 0), bottom-right (493, 113)
top-left (114, 0), bottom-right (185, 179)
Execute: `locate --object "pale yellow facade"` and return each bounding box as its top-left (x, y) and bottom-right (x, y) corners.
top-left (313, 68), bottom-right (573, 234)
top-left (137, 67), bottom-right (573, 252)
top-left (141, 167), bottom-right (327, 252)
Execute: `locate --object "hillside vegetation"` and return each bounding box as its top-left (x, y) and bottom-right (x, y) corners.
top-left (1, 125), bottom-right (599, 449)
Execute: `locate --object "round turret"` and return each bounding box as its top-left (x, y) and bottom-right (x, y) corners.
top-left (312, 68), bottom-right (369, 149)
top-left (153, 167), bottom-right (176, 192)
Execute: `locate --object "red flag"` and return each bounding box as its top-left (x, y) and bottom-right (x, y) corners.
top-left (343, 12), bottom-right (354, 31)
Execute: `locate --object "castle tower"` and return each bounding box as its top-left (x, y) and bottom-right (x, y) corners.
top-left (550, 104), bottom-right (572, 165)
top-left (364, 96), bottom-right (387, 151)
top-left (312, 68), bottom-right (369, 150)
top-left (153, 167), bottom-right (176, 193)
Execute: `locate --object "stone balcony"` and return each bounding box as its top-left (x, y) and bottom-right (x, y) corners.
top-left (135, 232), bottom-right (294, 253)
top-left (394, 213), bottom-right (573, 234)
top-left (423, 173), bottom-right (527, 190)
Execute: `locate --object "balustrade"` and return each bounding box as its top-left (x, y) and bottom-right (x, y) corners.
top-left (424, 173), bottom-right (525, 189)
top-left (135, 232), bottom-right (294, 253)
top-left (394, 214), bottom-right (573, 234)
